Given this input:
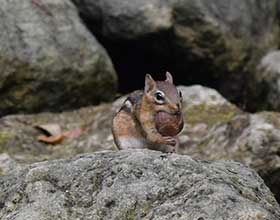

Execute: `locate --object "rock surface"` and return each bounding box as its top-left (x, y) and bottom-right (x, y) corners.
top-left (177, 86), bottom-right (280, 202)
top-left (0, 85), bottom-right (280, 202)
top-left (0, 0), bottom-right (117, 116)
top-left (0, 150), bottom-right (279, 220)
top-left (72, 0), bottom-right (278, 42)
top-left (72, 0), bottom-right (279, 109)
top-left (0, 103), bottom-right (117, 164)
top-left (177, 86), bottom-right (280, 174)
top-left (0, 153), bottom-right (21, 176)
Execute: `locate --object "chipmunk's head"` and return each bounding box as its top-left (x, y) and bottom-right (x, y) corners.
top-left (144, 72), bottom-right (184, 136)
top-left (144, 72), bottom-right (183, 114)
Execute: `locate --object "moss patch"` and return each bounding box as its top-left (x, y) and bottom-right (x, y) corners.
top-left (184, 103), bottom-right (240, 127)
top-left (124, 208), bottom-right (136, 220)
top-left (139, 202), bottom-right (153, 218)
top-left (0, 131), bottom-right (14, 151)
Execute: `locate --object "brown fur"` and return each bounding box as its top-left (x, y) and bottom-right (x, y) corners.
top-left (112, 72), bottom-right (184, 153)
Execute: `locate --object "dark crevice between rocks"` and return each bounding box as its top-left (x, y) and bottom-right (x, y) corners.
top-left (262, 169), bottom-right (280, 203)
top-left (79, 16), bottom-right (250, 111)
top-left (97, 32), bottom-right (222, 94)
top-left (78, 17), bottom-right (219, 89)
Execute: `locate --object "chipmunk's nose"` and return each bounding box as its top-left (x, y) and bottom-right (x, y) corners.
top-left (174, 106), bottom-right (181, 115)
top-left (170, 103), bottom-right (181, 115)
top-left (174, 110), bottom-right (181, 116)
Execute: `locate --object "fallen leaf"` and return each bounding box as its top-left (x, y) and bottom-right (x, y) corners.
top-left (62, 128), bottom-right (83, 139)
top-left (35, 123), bottom-right (84, 144)
top-left (34, 124), bottom-right (62, 136)
top-left (37, 134), bottom-right (64, 144)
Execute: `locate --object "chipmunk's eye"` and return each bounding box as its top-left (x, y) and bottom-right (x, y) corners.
top-left (154, 91), bottom-right (165, 104)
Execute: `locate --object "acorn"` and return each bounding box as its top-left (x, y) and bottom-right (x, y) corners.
top-left (155, 111), bottom-right (184, 136)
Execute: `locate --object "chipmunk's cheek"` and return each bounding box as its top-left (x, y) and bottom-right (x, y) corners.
top-left (153, 104), bottom-right (164, 112)
top-left (155, 111), bottom-right (184, 136)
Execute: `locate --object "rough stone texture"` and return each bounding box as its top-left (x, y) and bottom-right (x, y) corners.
top-left (0, 153), bottom-right (22, 176)
top-left (0, 150), bottom-right (279, 220)
top-left (72, 0), bottom-right (278, 42)
top-left (72, 0), bottom-right (279, 109)
top-left (177, 86), bottom-right (280, 201)
top-left (72, 0), bottom-right (173, 39)
top-left (250, 50), bottom-right (280, 111)
top-left (179, 111), bottom-right (280, 202)
top-left (0, 103), bottom-right (117, 164)
top-left (0, 85), bottom-right (280, 201)
top-left (0, 0), bottom-right (117, 116)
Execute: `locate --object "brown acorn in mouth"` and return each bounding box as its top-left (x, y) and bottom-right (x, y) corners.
top-left (155, 111), bottom-right (184, 136)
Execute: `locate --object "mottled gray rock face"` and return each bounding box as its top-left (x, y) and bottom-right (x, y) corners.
top-left (72, 0), bottom-right (278, 109)
top-left (0, 0), bottom-right (117, 116)
top-left (178, 86), bottom-right (280, 173)
top-left (72, 0), bottom-right (173, 39)
top-left (177, 86), bottom-right (280, 202)
top-left (0, 153), bottom-right (21, 176)
top-left (72, 0), bottom-right (277, 41)
top-left (0, 150), bottom-right (279, 220)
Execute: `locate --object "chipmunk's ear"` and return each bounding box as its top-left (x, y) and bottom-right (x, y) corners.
top-left (145, 74), bottom-right (156, 92)
top-left (165, 71), bottom-right (173, 84)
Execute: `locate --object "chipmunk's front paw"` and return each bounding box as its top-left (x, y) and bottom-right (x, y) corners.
top-left (162, 136), bottom-right (176, 146)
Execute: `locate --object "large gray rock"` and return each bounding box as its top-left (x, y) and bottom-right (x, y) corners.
top-left (177, 86), bottom-right (280, 202)
top-left (0, 0), bottom-right (117, 116)
top-left (72, 0), bottom-right (173, 39)
top-left (0, 150), bottom-right (279, 220)
top-left (72, 0), bottom-right (278, 42)
top-left (0, 85), bottom-right (280, 201)
top-left (72, 0), bottom-right (279, 108)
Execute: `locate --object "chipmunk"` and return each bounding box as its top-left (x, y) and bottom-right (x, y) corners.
top-left (112, 72), bottom-right (184, 153)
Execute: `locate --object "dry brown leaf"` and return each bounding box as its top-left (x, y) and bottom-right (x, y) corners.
top-left (35, 123), bottom-right (84, 144)
top-left (62, 128), bottom-right (83, 139)
top-left (34, 123), bottom-right (62, 136)
top-left (37, 134), bottom-right (64, 144)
